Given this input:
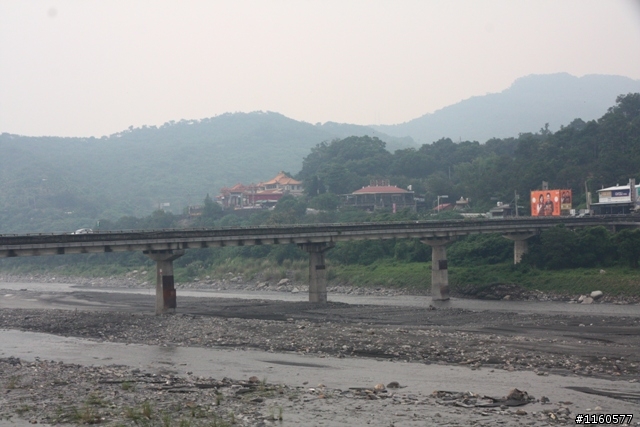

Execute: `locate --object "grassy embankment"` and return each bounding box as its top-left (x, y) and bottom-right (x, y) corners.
top-left (1, 256), bottom-right (639, 297)
top-left (336, 261), bottom-right (640, 296)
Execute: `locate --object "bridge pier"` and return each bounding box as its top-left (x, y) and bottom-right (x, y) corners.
top-left (421, 238), bottom-right (455, 301)
top-left (298, 242), bottom-right (335, 303)
top-left (144, 249), bottom-right (185, 315)
top-left (502, 233), bottom-right (535, 264)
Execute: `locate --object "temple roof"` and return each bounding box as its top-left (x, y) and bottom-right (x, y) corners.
top-left (259, 171), bottom-right (302, 186)
top-left (352, 185), bottom-right (411, 194)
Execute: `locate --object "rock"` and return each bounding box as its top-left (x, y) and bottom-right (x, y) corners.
top-left (590, 290), bottom-right (603, 300)
top-left (248, 376), bottom-right (260, 383)
top-left (291, 287), bottom-right (300, 294)
top-left (374, 383), bottom-right (385, 391)
top-left (582, 297), bottom-right (594, 304)
top-left (515, 409), bottom-right (527, 415)
top-left (506, 388), bottom-right (529, 403)
top-left (387, 381), bottom-right (400, 389)
top-left (578, 295), bottom-right (586, 302)
top-left (503, 295), bottom-right (511, 300)
top-left (277, 278), bottom-right (290, 286)
top-left (599, 269), bottom-right (606, 274)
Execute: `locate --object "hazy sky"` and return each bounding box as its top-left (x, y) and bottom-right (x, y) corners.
top-left (2, 1), bottom-right (640, 137)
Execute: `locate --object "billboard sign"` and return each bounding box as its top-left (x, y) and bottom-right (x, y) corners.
top-left (612, 189), bottom-right (630, 197)
top-left (560, 189), bottom-right (572, 211)
top-left (531, 189), bottom-right (570, 216)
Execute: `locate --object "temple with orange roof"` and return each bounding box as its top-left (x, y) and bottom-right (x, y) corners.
top-left (217, 171), bottom-right (304, 209)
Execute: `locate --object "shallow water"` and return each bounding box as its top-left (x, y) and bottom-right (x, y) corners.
top-left (1, 328), bottom-right (638, 418)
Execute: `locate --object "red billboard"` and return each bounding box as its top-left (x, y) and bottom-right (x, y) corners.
top-left (531, 189), bottom-right (571, 216)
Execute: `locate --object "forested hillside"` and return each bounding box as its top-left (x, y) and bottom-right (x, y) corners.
top-left (0, 112), bottom-right (412, 233)
top-left (299, 94), bottom-right (640, 213)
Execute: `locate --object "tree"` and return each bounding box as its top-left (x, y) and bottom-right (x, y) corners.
top-left (308, 193), bottom-right (340, 211)
top-left (202, 193), bottom-right (222, 219)
top-left (304, 175), bottom-right (326, 197)
top-left (616, 229), bottom-right (640, 268)
top-left (267, 195), bottom-right (307, 225)
top-left (525, 226), bottom-right (580, 269)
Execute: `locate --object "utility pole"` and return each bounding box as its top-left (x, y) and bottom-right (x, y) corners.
top-left (514, 190), bottom-right (519, 217)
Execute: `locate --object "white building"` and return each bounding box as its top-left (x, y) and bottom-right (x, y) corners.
top-left (592, 181), bottom-right (640, 214)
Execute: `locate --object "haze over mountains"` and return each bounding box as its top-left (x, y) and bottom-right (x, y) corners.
top-left (1, 73), bottom-right (638, 232)
top-left (373, 73), bottom-right (640, 144)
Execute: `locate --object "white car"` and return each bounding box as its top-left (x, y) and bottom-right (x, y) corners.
top-left (72, 228), bottom-right (93, 234)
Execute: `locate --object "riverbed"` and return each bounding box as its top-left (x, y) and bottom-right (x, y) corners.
top-left (1, 280), bottom-right (639, 426)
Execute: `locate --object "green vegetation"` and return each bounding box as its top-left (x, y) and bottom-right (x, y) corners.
top-left (267, 406), bottom-right (284, 422)
top-left (2, 94), bottom-right (640, 296)
top-left (334, 262), bottom-right (640, 297)
top-left (121, 381), bottom-right (135, 391)
top-left (5, 376), bottom-right (20, 390)
top-left (15, 405), bottom-right (32, 416)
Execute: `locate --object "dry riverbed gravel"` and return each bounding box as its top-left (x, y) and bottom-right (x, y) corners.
top-left (0, 275), bottom-right (639, 426)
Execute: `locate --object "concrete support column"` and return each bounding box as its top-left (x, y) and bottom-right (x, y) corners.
top-left (502, 233), bottom-right (535, 264)
top-left (144, 250), bottom-right (185, 315)
top-left (421, 238), bottom-right (455, 301)
top-left (298, 242), bottom-right (335, 303)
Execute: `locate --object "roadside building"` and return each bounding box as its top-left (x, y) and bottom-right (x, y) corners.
top-left (341, 181), bottom-right (416, 212)
top-left (187, 205), bottom-right (204, 217)
top-left (592, 179), bottom-right (639, 214)
top-left (454, 197), bottom-right (470, 210)
top-left (488, 202), bottom-right (514, 218)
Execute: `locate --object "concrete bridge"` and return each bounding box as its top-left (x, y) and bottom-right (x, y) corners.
top-left (1, 216), bottom-right (638, 314)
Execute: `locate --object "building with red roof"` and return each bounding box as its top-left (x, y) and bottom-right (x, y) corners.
top-left (341, 180), bottom-right (416, 212)
top-left (217, 171), bottom-right (303, 209)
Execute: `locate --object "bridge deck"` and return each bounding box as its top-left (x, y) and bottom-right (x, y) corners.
top-left (1, 216), bottom-right (638, 258)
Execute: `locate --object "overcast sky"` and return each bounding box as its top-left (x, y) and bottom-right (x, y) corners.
top-left (1, 0), bottom-right (640, 137)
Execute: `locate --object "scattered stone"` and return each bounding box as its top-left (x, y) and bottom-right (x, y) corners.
top-left (505, 388), bottom-right (532, 404)
top-left (590, 290), bottom-right (603, 300)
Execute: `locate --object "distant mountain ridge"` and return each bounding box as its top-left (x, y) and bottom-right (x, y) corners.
top-left (372, 73), bottom-right (640, 143)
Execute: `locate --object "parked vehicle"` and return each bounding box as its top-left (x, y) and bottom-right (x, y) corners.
top-left (72, 228), bottom-right (93, 234)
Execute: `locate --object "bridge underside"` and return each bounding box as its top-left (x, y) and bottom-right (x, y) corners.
top-left (3, 217), bottom-right (637, 313)
top-left (0, 233), bottom-right (549, 312)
